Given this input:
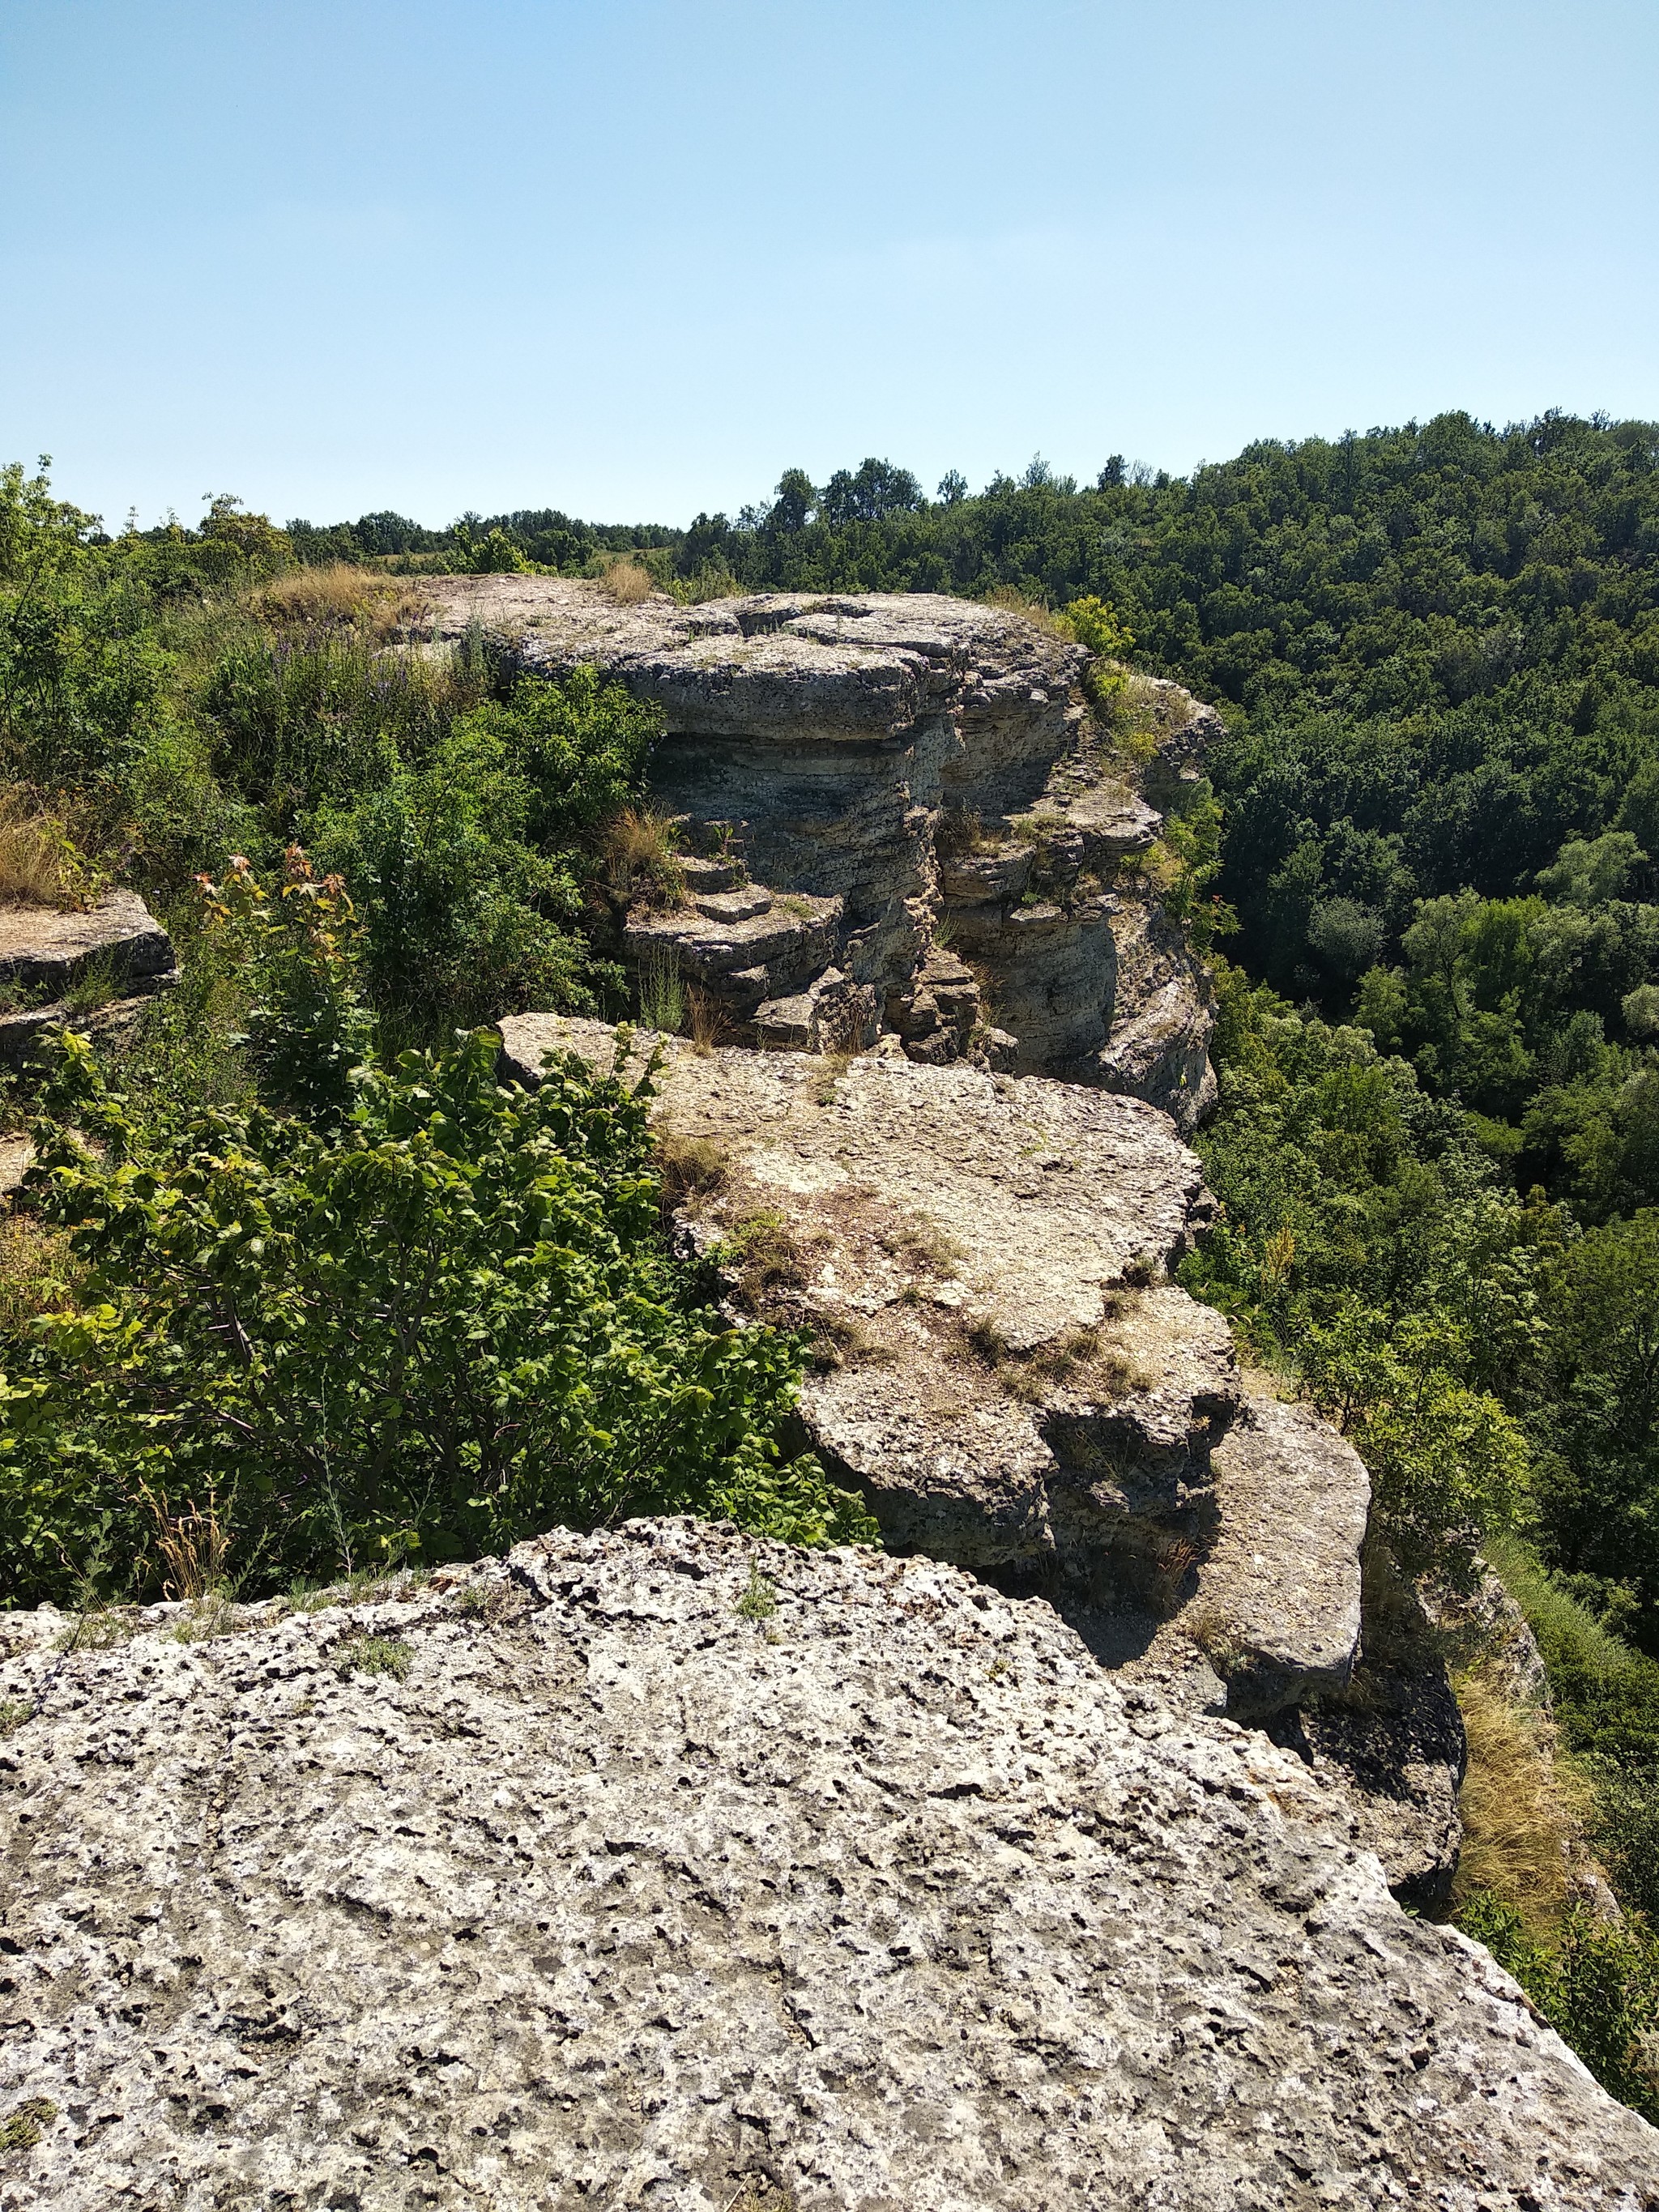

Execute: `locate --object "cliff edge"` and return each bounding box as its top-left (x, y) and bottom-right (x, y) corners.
top-left (1, 1521), bottom-right (1652, 2209)
top-left (422, 579), bottom-right (1218, 1131)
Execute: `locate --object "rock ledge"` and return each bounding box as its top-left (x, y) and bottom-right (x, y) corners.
top-left (1, 1519), bottom-right (1653, 2209)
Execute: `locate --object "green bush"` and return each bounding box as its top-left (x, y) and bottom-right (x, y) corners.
top-left (0, 1024), bottom-right (874, 1604)
top-left (312, 723), bottom-right (604, 1036)
top-left (309, 668), bottom-right (661, 1036)
top-left (201, 630), bottom-right (476, 820)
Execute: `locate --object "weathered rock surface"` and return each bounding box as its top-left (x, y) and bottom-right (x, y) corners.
top-left (1185, 1393), bottom-right (1373, 1722)
top-left (501, 1016), bottom-right (1464, 1903)
top-left (1268, 1545), bottom-right (1469, 1915)
top-left (1, 1519), bottom-right (1653, 2209)
top-left (427, 579), bottom-right (1217, 1127)
top-left (0, 892), bottom-right (173, 997)
top-left (501, 1021), bottom-right (1360, 1703)
top-left (0, 892), bottom-right (177, 1068)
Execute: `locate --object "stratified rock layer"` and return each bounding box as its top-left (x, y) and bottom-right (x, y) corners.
top-left (425, 579), bottom-right (1217, 1128)
top-left (0, 892), bottom-right (177, 1068)
top-left (1, 1520), bottom-right (1652, 2209)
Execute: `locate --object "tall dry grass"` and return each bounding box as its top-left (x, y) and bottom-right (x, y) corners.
top-left (254, 565), bottom-right (431, 639)
top-left (979, 582), bottom-right (1071, 637)
top-left (598, 557), bottom-right (655, 605)
top-left (603, 808), bottom-right (685, 907)
top-left (0, 792), bottom-right (100, 908)
top-left (1453, 1665), bottom-right (1592, 1933)
top-left (0, 1210), bottom-right (74, 1333)
top-left (139, 1483), bottom-right (232, 1601)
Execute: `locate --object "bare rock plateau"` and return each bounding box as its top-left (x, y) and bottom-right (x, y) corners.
top-left (2, 1520), bottom-right (1654, 2210)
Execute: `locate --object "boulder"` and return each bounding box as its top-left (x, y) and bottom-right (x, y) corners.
top-left (0, 1519), bottom-right (1651, 2208)
top-left (0, 892), bottom-right (177, 1069)
top-left (0, 891), bottom-right (173, 998)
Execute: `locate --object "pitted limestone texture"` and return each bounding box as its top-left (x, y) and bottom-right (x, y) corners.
top-left (0, 1519), bottom-right (1652, 2210)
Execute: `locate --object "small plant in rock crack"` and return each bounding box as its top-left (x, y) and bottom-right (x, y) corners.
top-left (52, 1604), bottom-right (137, 1654)
top-left (334, 1633), bottom-right (413, 1681)
top-left (171, 1590), bottom-right (241, 1643)
top-left (736, 1562), bottom-right (778, 1622)
top-left (0, 1699), bottom-right (31, 1737)
top-left (448, 1579), bottom-right (522, 1623)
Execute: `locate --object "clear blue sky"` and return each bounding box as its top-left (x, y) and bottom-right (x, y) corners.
top-left (4, 0), bottom-right (1657, 531)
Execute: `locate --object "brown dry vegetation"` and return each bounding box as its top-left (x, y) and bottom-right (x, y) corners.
top-left (687, 988), bottom-right (731, 1055)
top-left (604, 808), bottom-right (685, 908)
top-left (1452, 1667), bottom-right (1592, 1933)
top-left (0, 792), bottom-right (100, 909)
top-left (657, 1128), bottom-right (730, 1205)
top-left (0, 1213), bottom-right (75, 1334)
top-left (253, 564), bottom-right (430, 638)
top-left (598, 557), bottom-right (655, 606)
top-left (979, 582), bottom-right (1070, 636)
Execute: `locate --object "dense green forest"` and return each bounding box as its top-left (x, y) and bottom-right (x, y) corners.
top-left (6, 415), bottom-right (1659, 2111)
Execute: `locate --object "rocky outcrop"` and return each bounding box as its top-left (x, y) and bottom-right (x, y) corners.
top-left (424, 579), bottom-right (1218, 1129)
top-left (502, 1021), bottom-right (1357, 1698)
top-left (2, 1518), bottom-right (1652, 2208)
top-left (0, 891), bottom-right (177, 1068)
top-left (501, 1015), bottom-right (1465, 1907)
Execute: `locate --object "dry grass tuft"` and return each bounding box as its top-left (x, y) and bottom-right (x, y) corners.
top-left (687, 987), bottom-right (731, 1055)
top-left (658, 1129), bottom-right (729, 1205)
top-left (0, 792), bottom-right (100, 909)
top-left (1452, 1666), bottom-right (1591, 1933)
top-left (936, 807), bottom-right (992, 860)
top-left (598, 556), bottom-right (655, 605)
top-left (727, 1211), bottom-right (811, 1298)
top-left (0, 1213), bottom-right (74, 1332)
top-left (139, 1484), bottom-right (231, 1602)
top-left (254, 564), bottom-right (429, 638)
top-left (605, 808), bottom-right (686, 909)
top-left (979, 582), bottom-right (1071, 637)
top-left (876, 1215), bottom-right (963, 1277)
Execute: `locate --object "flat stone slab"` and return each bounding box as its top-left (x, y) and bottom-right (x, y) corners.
top-left (1193, 1393), bottom-right (1372, 1718)
top-left (422, 578), bottom-right (1085, 742)
top-left (0, 890), bottom-right (173, 995)
top-left (0, 1519), bottom-right (1651, 2207)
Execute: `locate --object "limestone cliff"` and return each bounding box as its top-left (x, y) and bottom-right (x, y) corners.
top-left (422, 579), bottom-right (1218, 1131)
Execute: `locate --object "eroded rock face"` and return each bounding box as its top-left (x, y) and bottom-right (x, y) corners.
top-left (0, 892), bottom-right (177, 1068)
top-left (1, 1519), bottom-right (1652, 2210)
top-left (425, 579), bottom-right (1217, 1128)
top-left (501, 1016), bottom-right (1466, 1903)
top-left (500, 1021), bottom-right (1362, 1707)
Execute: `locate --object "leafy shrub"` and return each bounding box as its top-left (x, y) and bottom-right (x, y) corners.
top-left (201, 631), bottom-right (476, 819)
top-left (311, 724), bottom-right (602, 1036)
top-left (309, 668), bottom-right (664, 1036)
top-left (0, 1025), bottom-right (874, 1605)
top-left (194, 847), bottom-right (377, 1120)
